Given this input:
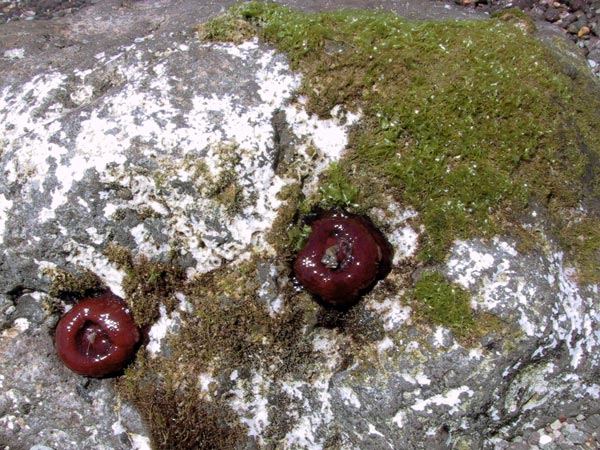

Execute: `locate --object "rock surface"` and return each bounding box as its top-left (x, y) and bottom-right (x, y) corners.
top-left (0, 1), bottom-right (599, 450)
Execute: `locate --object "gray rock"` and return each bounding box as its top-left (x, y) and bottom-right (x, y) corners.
top-left (564, 430), bottom-right (589, 445)
top-left (0, 1), bottom-right (599, 450)
top-left (589, 47), bottom-right (600, 61)
top-left (567, 19), bottom-right (589, 33)
top-left (544, 7), bottom-right (562, 22)
top-left (528, 431), bottom-right (541, 445)
top-left (578, 414), bottom-right (600, 434)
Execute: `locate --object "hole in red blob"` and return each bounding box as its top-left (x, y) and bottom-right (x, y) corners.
top-left (76, 321), bottom-right (112, 358)
top-left (293, 210), bottom-right (393, 308)
top-left (55, 291), bottom-right (141, 378)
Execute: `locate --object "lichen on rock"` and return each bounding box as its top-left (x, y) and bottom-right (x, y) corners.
top-left (1, 1), bottom-right (600, 450)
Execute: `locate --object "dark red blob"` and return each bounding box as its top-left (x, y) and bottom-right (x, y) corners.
top-left (55, 291), bottom-right (140, 378)
top-left (293, 210), bottom-right (393, 307)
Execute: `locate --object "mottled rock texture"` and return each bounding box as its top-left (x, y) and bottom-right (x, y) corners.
top-left (1, 1), bottom-right (598, 450)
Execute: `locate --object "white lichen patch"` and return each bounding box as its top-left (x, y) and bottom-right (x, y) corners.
top-left (377, 336), bottom-right (395, 353)
top-left (365, 296), bottom-right (411, 331)
top-left (146, 304), bottom-right (180, 357)
top-left (312, 330), bottom-right (344, 372)
top-left (1, 318), bottom-right (30, 339)
top-left (400, 372), bottom-right (431, 386)
top-left (3, 48), bottom-right (25, 60)
top-left (411, 386), bottom-right (474, 414)
top-left (129, 434), bottom-right (152, 450)
top-left (284, 98), bottom-right (362, 196)
top-left (0, 71), bottom-right (67, 146)
top-left (337, 386), bottom-right (362, 409)
top-left (282, 376), bottom-right (334, 450)
top-left (446, 237), bottom-right (600, 370)
top-left (432, 326), bottom-right (453, 348)
top-left (372, 202), bottom-right (419, 263)
top-left (447, 240), bottom-right (496, 289)
top-left (0, 39), bottom-right (359, 292)
top-left (63, 243), bottom-right (125, 298)
top-left (0, 193), bottom-right (13, 245)
top-left (229, 372), bottom-right (271, 444)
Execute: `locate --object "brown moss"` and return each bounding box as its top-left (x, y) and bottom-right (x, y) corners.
top-left (117, 354), bottom-right (246, 450)
top-left (114, 250), bottom-right (392, 445)
top-left (105, 243), bottom-right (185, 326)
top-left (45, 267), bottom-right (104, 300)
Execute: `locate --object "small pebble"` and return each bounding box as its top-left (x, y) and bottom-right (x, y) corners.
top-left (578, 25), bottom-right (591, 36)
top-left (528, 431), bottom-right (541, 445)
top-left (565, 430), bottom-right (589, 445)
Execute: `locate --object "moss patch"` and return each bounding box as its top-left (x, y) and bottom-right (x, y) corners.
top-left (45, 267), bottom-right (105, 301)
top-left (414, 271), bottom-right (474, 335)
top-left (112, 4), bottom-right (600, 445)
top-left (409, 270), bottom-right (489, 345)
top-left (201, 2), bottom-right (600, 280)
top-left (117, 354), bottom-right (247, 450)
top-left (113, 247), bottom-right (389, 447)
top-left (105, 243), bottom-right (185, 326)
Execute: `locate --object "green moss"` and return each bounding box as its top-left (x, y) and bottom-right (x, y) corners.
top-left (266, 181), bottom-right (306, 255)
top-left (271, 161), bottom-right (363, 254)
top-left (410, 270), bottom-right (511, 344)
top-left (491, 7), bottom-right (536, 34)
top-left (413, 270), bottom-right (475, 339)
top-left (316, 162), bottom-right (360, 210)
top-left (203, 2), bottom-right (600, 280)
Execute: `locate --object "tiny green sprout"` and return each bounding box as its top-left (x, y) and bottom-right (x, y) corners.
top-left (318, 162), bottom-right (359, 210)
top-left (289, 224), bottom-right (313, 251)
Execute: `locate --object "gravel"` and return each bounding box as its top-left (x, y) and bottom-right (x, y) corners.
top-left (455, 0), bottom-right (600, 77)
top-left (493, 415), bottom-right (600, 449)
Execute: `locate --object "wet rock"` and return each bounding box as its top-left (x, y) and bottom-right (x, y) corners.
top-left (544, 6), bottom-right (563, 20)
top-left (567, 18), bottom-right (589, 33)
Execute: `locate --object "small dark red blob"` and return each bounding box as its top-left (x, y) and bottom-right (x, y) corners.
top-left (293, 210), bottom-right (393, 307)
top-left (55, 291), bottom-right (140, 378)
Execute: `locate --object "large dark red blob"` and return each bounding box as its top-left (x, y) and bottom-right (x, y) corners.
top-left (293, 210), bottom-right (393, 307)
top-left (55, 291), bottom-right (140, 378)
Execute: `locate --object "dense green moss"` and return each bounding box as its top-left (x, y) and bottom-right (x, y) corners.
top-left (201, 1), bottom-right (600, 279)
top-left (413, 270), bottom-right (475, 339)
